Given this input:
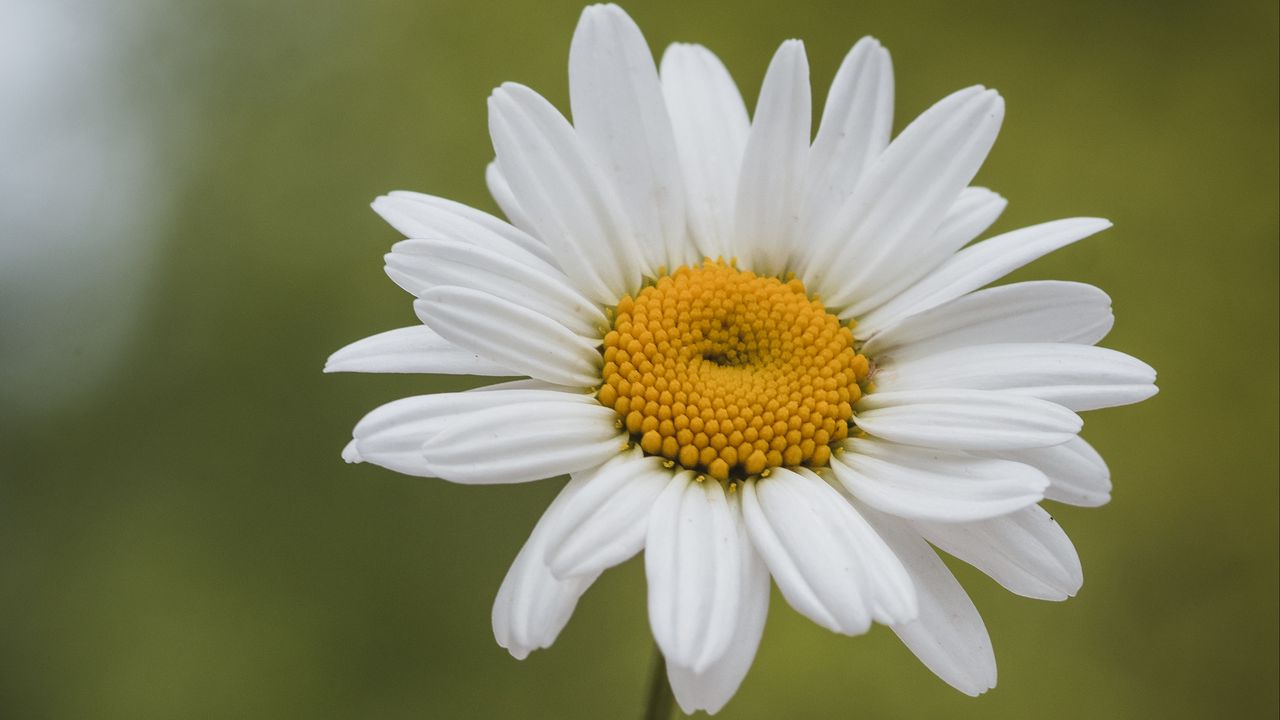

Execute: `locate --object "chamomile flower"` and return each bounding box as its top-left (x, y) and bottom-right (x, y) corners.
top-left (327, 4), bottom-right (1157, 714)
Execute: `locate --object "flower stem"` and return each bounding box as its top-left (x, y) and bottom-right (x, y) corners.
top-left (643, 644), bottom-right (675, 720)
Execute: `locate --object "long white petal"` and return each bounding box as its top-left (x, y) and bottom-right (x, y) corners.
top-left (804, 87), bottom-right (1004, 313)
top-left (421, 400), bottom-right (624, 484)
top-left (543, 449), bottom-right (671, 578)
top-left (667, 491), bottom-right (770, 715)
top-left (877, 343), bottom-right (1158, 412)
top-left (325, 325), bottom-right (513, 376)
top-left (733, 40), bottom-right (810, 276)
top-left (660, 43), bottom-right (749, 261)
top-left (837, 185), bottom-right (1004, 332)
top-left (493, 476), bottom-right (599, 659)
top-left (803, 37), bottom-right (893, 243)
top-left (382, 237), bottom-right (559, 301)
top-left (343, 388), bottom-right (590, 476)
top-left (415, 286), bottom-right (602, 388)
top-left (863, 281), bottom-right (1113, 358)
top-left (488, 82), bottom-right (645, 303)
top-left (387, 238), bottom-right (606, 339)
top-left (484, 161), bottom-right (540, 238)
top-left (861, 507), bottom-right (996, 696)
top-left (991, 436), bottom-right (1112, 507)
top-left (647, 472), bottom-right (743, 672)
top-left (857, 217), bottom-right (1112, 334)
top-left (831, 438), bottom-right (1047, 522)
top-left (855, 389), bottom-right (1082, 450)
top-left (570, 4), bottom-right (688, 269)
top-left (915, 505), bottom-right (1083, 601)
top-left (741, 467), bottom-right (916, 634)
top-left (383, 189), bottom-right (552, 258)
top-left (371, 194), bottom-right (553, 269)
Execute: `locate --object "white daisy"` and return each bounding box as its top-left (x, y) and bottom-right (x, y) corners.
top-left (327, 4), bottom-right (1158, 714)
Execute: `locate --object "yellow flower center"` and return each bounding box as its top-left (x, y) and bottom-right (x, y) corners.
top-left (597, 260), bottom-right (871, 481)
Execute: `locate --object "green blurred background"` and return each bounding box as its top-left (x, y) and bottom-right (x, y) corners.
top-left (2, 0), bottom-right (1276, 717)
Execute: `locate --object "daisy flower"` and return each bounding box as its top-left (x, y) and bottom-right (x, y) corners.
top-left (327, 4), bottom-right (1157, 714)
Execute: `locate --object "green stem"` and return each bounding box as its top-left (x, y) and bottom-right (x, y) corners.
top-left (643, 644), bottom-right (675, 720)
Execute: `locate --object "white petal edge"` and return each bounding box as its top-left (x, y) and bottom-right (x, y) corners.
top-left (420, 400), bottom-right (624, 484)
top-left (803, 86), bottom-right (1004, 313)
top-left (843, 185), bottom-right (1007, 329)
top-left (741, 467), bottom-right (916, 634)
top-left (488, 82), bottom-right (645, 303)
top-left (543, 448), bottom-right (672, 578)
top-left (989, 436), bottom-right (1112, 507)
top-left (830, 437), bottom-right (1048, 522)
top-left (876, 343), bottom-right (1158, 412)
top-left (570, 4), bottom-right (689, 269)
top-left (667, 490), bottom-right (770, 715)
top-left (343, 388), bottom-right (592, 477)
top-left (733, 40), bottom-right (810, 276)
top-left (863, 280), bottom-right (1114, 359)
top-left (493, 475), bottom-right (599, 659)
top-left (914, 505), bottom-right (1083, 601)
top-left (646, 471), bottom-right (743, 672)
top-left (485, 161), bottom-right (540, 239)
top-left (371, 193), bottom-right (553, 268)
top-left (416, 286), bottom-right (602, 388)
top-left (854, 388), bottom-right (1083, 451)
top-left (325, 325), bottom-right (514, 376)
top-left (856, 217), bottom-right (1112, 336)
top-left (387, 238), bottom-right (607, 339)
top-left (860, 506), bottom-right (996, 696)
top-left (802, 36), bottom-right (893, 241)
top-left (660, 43), bottom-right (750, 261)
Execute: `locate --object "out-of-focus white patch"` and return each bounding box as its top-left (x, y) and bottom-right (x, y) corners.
top-left (0, 0), bottom-right (171, 417)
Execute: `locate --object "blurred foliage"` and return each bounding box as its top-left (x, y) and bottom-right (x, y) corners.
top-left (1, 0), bottom-right (1276, 718)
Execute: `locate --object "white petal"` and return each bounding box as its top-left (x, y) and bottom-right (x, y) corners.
top-left (646, 472), bottom-right (742, 672)
top-left (660, 43), bottom-right (749, 261)
top-left (667, 490), bottom-right (770, 715)
top-left (383, 189), bottom-right (552, 257)
top-left (343, 388), bottom-right (589, 476)
top-left (915, 505), bottom-right (1083, 601)
top-left (415, 286), bottom-right (602, 388)
top-left (741, 467), bottom-right (916, 634)
top-left (863, 281), bottom-right (1113, 358)
top-left (488, 82), bottom-right (645, 303)
top-left (325, 325), bottom-right (514, 376)
top-left (926, 185), bottom-right (1008, 251)
top-left (803, 87), bottom-right (1004, 313)
top-left (857, 217), bottom-right (1112, 334)
top-left (493, 476), bottom-right (599, 659)
top-left (831, 438), bottom-right (1048, 522)
top-left (803, 37), bottom-right (893, 239)
top-left (387, 238), bottom-right (606, 339)
top-left (570, 5), bottom-right (688, 269)
top-left (842, 186), bottom-right (1005, 332)
top-left (855, 389), bottom-right (1082, 450)
top-left (421, 400), bottom-right (624, 484)
top-left (371, 194), bottom-right (553, 269)
top-left (733, 40), bottom-right (809, 276)
top-left (543, 449), bottom-right (671, 578)
top-left (992, 436), bottom-right (1111, 507)
top-left (484, 161), bottom-right (539, 238)
top-left (860, 507), bottom-right (996, 696)
top-left (877, 343), bottom-right (1158, 412)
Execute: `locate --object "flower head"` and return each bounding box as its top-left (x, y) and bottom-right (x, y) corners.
top-left (328, 4), bottom-right (1157, 713)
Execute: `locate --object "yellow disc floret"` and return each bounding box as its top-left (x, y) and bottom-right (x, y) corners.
top-left (598, 260), bottom-right (871, 481)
